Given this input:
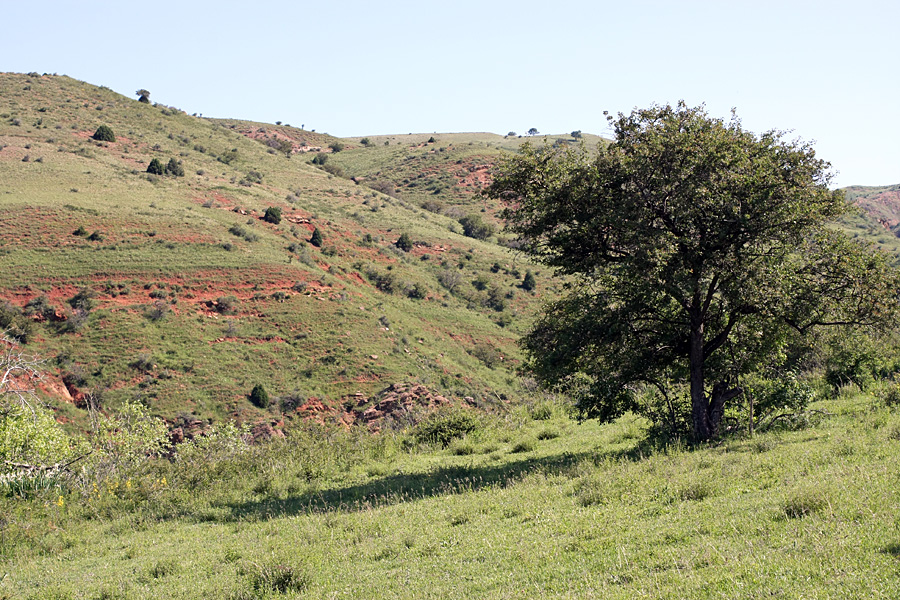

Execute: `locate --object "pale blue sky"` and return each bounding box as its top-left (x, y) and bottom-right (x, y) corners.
top-left (5, 0), bottom-right (898, 186)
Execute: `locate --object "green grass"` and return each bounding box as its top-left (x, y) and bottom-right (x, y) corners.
top-left (0, 72), bottom-right (562, 426)
top-left (3, 394), bottom-right (900, 598)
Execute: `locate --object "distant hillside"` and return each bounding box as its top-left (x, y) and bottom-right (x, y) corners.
top-left (838, 184), bottom-right (900, 264)
top-left (0, 73), bottom-right (568, 433)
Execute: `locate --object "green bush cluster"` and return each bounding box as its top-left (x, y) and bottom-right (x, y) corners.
top-left (413, 409), bottom-right (480, 447)
top-left (92, 125), bottom-right (115, 142)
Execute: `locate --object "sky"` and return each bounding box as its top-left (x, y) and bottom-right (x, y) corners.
top-left (4, 0), bottom-right (898, 187)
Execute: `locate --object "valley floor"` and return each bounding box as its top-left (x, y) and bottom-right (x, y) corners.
top-left (3, 394), bottom-right (900, 599)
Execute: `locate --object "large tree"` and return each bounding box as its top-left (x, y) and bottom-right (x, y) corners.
top-left (487, 102), bottom-right (898, 441)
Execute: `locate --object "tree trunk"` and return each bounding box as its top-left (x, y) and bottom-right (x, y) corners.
top-left (689, 311), bottom-right (744, 442)
top-left (689, 313), bottom-right (710, 441)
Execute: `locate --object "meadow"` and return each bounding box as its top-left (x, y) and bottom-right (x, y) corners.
top-left (3, 389), bottom-right (900, 599)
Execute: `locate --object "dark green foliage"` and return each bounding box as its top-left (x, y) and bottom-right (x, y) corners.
top-left (72, 225), bottom-right (87, 236)
top-left (87, 230), bottom-right (103, 241)
top-left (218, 148), bottom-right (238, 165)
top-left (144, 301), bottom-right (169, 322)
top-left (822, 333), bottom-right (887, 393)
top-left (458, 214), bottom-right (495, 240)
top-left (406, 283), bottom-right (427, 300)
top-left (92, 125), bottom-right (115, 142)
top-left (68, 287), bottom-right (96, 312)
top-left (136, 89), bottom-right (151, 103)
top-left (322, 163), bottom-right (344, 177)
top-left (487, 102), bottom-right (900, 441)
top-left (263, 207), bottom-right (282, 224)
top-left (310, 227), bottom-right (323, 248)
top-left (427, 136), bottom-right (436, 144)
top-left (571, 130), bottom-right (583, 139)
top-left (23, 295), bottom-right (55, 322)
top-left (214, 295), bottom-right (238, 314)
top-left (242, 170), bottom-right (263, 185)
top-left (414, 409), bottom-right (480, 446)
top-left (395, 232), bottom-right (413, 252)
top-left (249, 384), bottom-right (269, 409)
top-left (165, 158), bottom-right (184, 177)
top-left (471, 343), bottom-right (502, 368)
top-left (0, 302), bottom-right (33, 343)
top-left (366, 269), bottom-right (396, 294)
top-left (147, 158), bottom-right (165, 175)
top-left (360, 137), bottom-right (371, 147)
top-left (328, 141), bottom-right (344, 153)
top-left (310, 153), bottom-right (328, 166)
top-left (522, 270), bottom-right (536, 291)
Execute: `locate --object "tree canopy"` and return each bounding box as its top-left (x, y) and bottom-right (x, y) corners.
top-left (487, 102), bottom-right (898, 441)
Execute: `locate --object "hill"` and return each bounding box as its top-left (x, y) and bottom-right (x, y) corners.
top-left (0, 73), bottom-right (573, 432)
top-left (836, 184), bottom-right (900, 264)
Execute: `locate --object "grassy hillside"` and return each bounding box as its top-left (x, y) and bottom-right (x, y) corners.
top-left (2, 391), bottom-right (899, 598)
top-left (0, 73), bottom-right (564, 431)
top-left (837, 184), bottom-right (900, 264)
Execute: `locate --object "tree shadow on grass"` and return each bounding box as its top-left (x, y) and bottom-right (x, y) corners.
top-left (210, 440), bottom-right (661, 523)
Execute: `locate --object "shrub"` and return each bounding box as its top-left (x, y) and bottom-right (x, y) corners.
top-left (218, 148), bottom-right (238, 164)
top-left (147, 158), bottom-right (165, 175)
top-left (360, 137), bottom-right (371, 147)
top-left (395, 232), bottom-right (413, 252)
top-left (311, 153), bottom-right (328, 165)
top-left (23, 295), bottom-right (56, 322)
top-left (165, 158), bottom-right (184, 177)
top-left (144, 301), bottom-right (169, 322)
top-left (72, 225), bottom-right (87, 236)
top-left (414, 409), bottom-right (480, 447)
top-left (471, 343), bottom-right (501, 368)
top-left (310, 227), bottom-right (323, 247)
top-left (522, 270), bottom-right (536, 291)
top-left (328, 141), bottom-right (344, 153)
top-left (249, 384), bottom-right (269, 409)
top-left (68, 287), bottom-right (96, 312)
top-left (263, 206), bottom-right (282, 224)
top-left (458, 214), bottom-right (495, 240)
top-left (0, 303), bottom-right (33, 344)
top-left (322, 163), bottom-right (344, 177)
top-left (215, 295), bottom-right (238, 314)
top-left (92, 125), bottom-right (115, 142)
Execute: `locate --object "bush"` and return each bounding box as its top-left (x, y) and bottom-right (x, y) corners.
top-left (414, 409), bottom-right (480, 447)
top-left (395, 232), bottom-right (413, 252)
top-left (165, 158), bottom-right (184, 177)
top-left (322, 163), bottom-right (344, 177)
top-left (147, 158), bottom-right (165, 175)
top-left (328, 141), bottom-right (344, 153)
top-left (310, 153), bottom-right (328, 165)
top-left (522, 270), bottom-right (536, 291)
top-left (68, 287), bottom-right (96, 312)
top-left (310, 228), bottom-right (323, 247)
top-left (0, 302), bottom-right (33, 343)
top-left (458, 214), bottom-right (495, 240)
top-left (263, 207), bottom-right (282, 224)
top-left (92, 125), bottom-right (115, 142)
top-left (215, 295), bottom-right (239, 314)
top-left (249, 384), bottom-right (269, 409)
